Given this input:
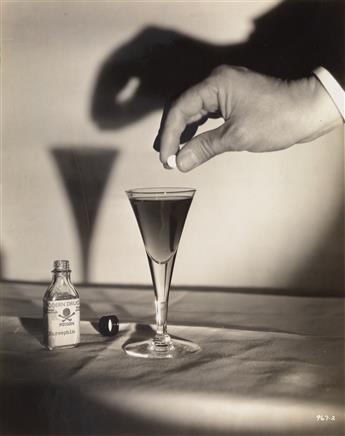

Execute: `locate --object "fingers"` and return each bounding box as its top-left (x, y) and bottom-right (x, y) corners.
top-left (154, 107), bottom-right (206, 153)
top-left (158, 79), bottom-right (219, 165)
top-left (153, 101), bottom-right (172, 152)
top-left (176, 125), bottom-right (225, 172)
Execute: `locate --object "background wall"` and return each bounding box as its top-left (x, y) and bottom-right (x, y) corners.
top-left (2, 1), bottom-right (343, 293)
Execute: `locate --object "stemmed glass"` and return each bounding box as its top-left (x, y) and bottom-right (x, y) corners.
top-left (124, 187), bottom-right (200, 358)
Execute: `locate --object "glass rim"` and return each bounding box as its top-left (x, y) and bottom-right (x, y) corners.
top-left (126, 187), bottom-right (196, 196)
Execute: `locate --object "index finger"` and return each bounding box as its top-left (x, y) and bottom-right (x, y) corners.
top-left (159, 79), bottom-right (219, 165)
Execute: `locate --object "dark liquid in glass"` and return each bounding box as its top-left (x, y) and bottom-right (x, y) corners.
top-left (130, 196), bottom-right (192, 263)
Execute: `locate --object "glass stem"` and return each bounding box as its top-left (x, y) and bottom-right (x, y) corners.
top-left (147, 254), bottom-right (176, 349)
top-left (155, 300), bottom-right (168, 335)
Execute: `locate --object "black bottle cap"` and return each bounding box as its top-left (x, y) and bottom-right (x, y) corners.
top-left (99, 315), bottom-right (119, 337)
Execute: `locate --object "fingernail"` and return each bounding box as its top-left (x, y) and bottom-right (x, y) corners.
top-left (179, 150), bottom-right (198, 172)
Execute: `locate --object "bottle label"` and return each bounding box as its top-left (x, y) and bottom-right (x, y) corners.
top-left (44, 299), bottom-right (80, 349)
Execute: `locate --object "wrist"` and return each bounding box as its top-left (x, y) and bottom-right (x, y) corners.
top-left (296, 75), bottom-right (342, 143)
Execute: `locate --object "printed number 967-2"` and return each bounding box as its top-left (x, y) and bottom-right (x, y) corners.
top-left (316, 415), bottom-right (336, 422)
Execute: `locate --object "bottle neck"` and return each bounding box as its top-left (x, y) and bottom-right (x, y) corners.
top-left (52, 271), bottom-right (72, 284)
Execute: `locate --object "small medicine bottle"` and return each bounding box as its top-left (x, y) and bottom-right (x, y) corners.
top-left (43, 260), bottom-right (80, 350)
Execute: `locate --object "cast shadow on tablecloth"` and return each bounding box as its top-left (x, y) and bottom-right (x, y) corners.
top-left (2, 318), bottom-right (343, 436)
top-left (19, 318), bottom-right (44, 346)
top-left (1, 382), bottom-right (290, 436)
top-left (123, 323), bottom-right (155, 342)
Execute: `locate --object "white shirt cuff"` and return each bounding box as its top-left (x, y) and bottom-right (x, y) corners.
top-left (313, 66), bottom-right (345, 121)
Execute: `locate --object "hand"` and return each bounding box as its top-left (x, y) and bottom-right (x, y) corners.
top-left (156, 66), bottom-right (342, 172)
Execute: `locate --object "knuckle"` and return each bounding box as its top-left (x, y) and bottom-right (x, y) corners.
top-left (231, 65), bottom-right (249, 74)
top-left (211, 65), bottom-right (249, 81)
top-left (211, 65), bottom-right (229, 77)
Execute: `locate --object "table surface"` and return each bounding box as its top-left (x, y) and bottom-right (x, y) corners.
top-left (0, 281), bottom-right (344, 436)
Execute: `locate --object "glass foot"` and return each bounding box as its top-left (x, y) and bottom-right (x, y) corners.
top-left (123, 337), bottom-right (201, 359)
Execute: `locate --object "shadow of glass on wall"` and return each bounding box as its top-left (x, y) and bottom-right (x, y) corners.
top-left (51, 147), bottom-right (118, 283)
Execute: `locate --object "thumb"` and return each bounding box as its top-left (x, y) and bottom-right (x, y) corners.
top-left (176, 125), bottom-right (225, 172)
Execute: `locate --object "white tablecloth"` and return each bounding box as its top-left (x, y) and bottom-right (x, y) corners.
top-left (0, 282), bottom-right (344, 435)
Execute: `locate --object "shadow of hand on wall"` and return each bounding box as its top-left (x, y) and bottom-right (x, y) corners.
top-left (51, 147), bottom-right (118, 282)
top-left (91, 0), bottom-right (343, 136)
top-left (91, 25), bottom-right (224, 138)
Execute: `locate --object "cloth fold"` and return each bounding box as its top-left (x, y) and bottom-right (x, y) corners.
top-left (0, 282), bottom-right (343, 435)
